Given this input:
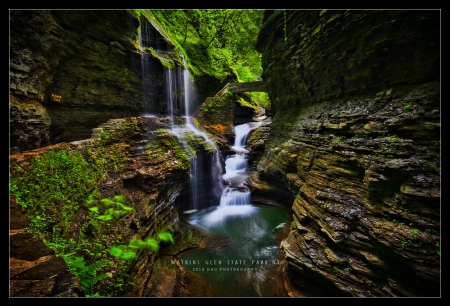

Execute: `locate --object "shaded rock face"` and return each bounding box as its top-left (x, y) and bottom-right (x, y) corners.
top-left (9, 94), bottom-right (51, 154)
top-left (253, 10), bottom-right (440, 297)
top-left (9, 10), bottom-right (161, 150)
top-left (10, 10), bottom-right (234, 153)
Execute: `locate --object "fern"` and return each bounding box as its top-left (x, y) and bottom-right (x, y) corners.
top-left (63, 255), bottom-right (112, 293)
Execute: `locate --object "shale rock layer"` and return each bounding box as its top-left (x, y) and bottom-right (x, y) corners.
top-left (252, 10), bottom-right (440, 297)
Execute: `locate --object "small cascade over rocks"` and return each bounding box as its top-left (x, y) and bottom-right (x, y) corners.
top-left (220, 122), bottom-right (262, 206)
top-left (178, 120), bottom-right (291, 297)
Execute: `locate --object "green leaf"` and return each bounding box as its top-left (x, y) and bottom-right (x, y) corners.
top-left (89, 206), bottom-right (99, 213)
top-left (109, 245), bottom-right (125, 257)
top-left (121, 250), bottom-right (137, 260)
top-left (129, 238), bottom-right (147, 249)
top-left (157, 231), bottom-right (174, 243)
top-left (146, 238), bottom-right (160, 252)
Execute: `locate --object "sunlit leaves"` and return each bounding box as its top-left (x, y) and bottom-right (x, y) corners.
top-left (108, 231), bottom-right (173, 260)
top-left (148, 9), bottom-right (264, 82)
top-left (158, 231), bottom-right (174, 243)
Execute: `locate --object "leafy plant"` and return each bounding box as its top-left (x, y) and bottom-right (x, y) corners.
top-left (333, 137), bottom-right (345, 144)
top-left (89, 195), bottom-right (134, 221)
top-left (109, 231), bottom-right (174, 260)
top-left (63, 254), bottom-right (112, 295)
top-left (411, 228), bottom-right (420, 237)
top-left (332, 266), bottom-right (339, 276)
top-left (401, 239), bottom-right (413, 247)
top-left (99, 130), bottom-right (110, 142)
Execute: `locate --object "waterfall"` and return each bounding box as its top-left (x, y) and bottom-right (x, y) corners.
top-left (220, 123), bottom-right (261, 206)
top-left (138, 19), bottom-right (170, 115)
top-left (164, 54), bottom-right (223, 211)
top-left (219, 188), bottom-right (251, 206)
top-left (138, 19), bottom-right (225, 211)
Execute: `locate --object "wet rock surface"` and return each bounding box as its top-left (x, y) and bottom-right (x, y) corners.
top-left (254, 10), bottom-right (440, 297)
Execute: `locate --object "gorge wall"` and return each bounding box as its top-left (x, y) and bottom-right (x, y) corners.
top-left (10, 9), bottom-right (441, 297)
top-left (252, 10), bottom-right (440, 296)
top-left (9, 10), bottom-right (227, 153)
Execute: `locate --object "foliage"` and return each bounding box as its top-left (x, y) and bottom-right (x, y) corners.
top-left (89, 194), bottom-right (134, 221)
top-left (333, 137), bottom-right (345, 144)
top-left (109, 231), bottom-right (174, 260)
top-left (9, 130), bottom-right (186, 296)
top-left (63, 255), bottom-right (113, 295)
top-left (9, 146), bottom-right (105, 241)
top-left (99, 130), bottom-right (110, 142)
top-left (138, 9), bottom-right (264, 83)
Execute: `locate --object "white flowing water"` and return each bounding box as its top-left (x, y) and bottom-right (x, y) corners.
top-left (179, 121), bottom-right (290, 297)
top-left (165, 55), bottom-right (223, 210)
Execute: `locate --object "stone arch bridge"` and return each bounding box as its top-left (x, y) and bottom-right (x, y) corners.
top-left (215, 81), bottom-right (267, 98)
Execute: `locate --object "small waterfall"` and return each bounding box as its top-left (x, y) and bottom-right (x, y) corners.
top-left (219, 188), bottom-right (251, 206)
top-left (138, 18), bottom-right (170, 115)
top-left (220, 123), bottom-right (261, 207)
top-left (231, 123), bottom-right (252, 153)
top-left (166, 68), bottom-right (176, 127)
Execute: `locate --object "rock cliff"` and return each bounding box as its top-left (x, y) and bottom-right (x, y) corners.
top-left (9, 9), bottom-right (441, 297)
top-left (9, 116), bottom-right (213, 297)
top-left (9, 10), bottom-right (227, 153)
top-left (252, 10), bottom-right (440, 296)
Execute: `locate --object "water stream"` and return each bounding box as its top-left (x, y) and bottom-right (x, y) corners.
top-left (178, 123), bottom-right (291, 297)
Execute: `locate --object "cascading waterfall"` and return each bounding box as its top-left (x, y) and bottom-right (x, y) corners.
top-left (165, 54), bottom-right (223, 211)
top-left (136, 18), bottom-right (290, 297)
top-left (179, 119), bottom-right (291, 297)
top-left (220, 123), bottom-right (261, 206)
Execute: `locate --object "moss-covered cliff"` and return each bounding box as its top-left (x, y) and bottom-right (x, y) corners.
top-left (252, 9), bottom-right (440, 297)
top-left (9, 116), bottom-right (212, 297)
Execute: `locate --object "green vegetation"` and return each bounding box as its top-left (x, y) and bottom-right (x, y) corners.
top-left (332, 266), bottom-right (339, 276)
top-left (401, 239), bottom-right (413, 247)
top-left (99, 130), bottom-right (110, 142)
top-left (145, 129), bottom-right (192, 170)
top-left (389, 135), bottom-right (398, 142)
top-left (109, 231), bottom-right (174, 260)
top-left (410, 228), bottom-right (420, 237)
top-left (9, 137), bottom-right (179, 296)
top-left (63, 255), bottom-right (113, 294)
top-left (138, 10), bottom-right (264, 82)
top-left (333, 137), bottom-right (345, 144)
top-left (146, 46), bottom-right (177, 69)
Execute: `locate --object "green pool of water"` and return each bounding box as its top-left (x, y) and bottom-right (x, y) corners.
top-left (178, 204), bottom-right (290, 297)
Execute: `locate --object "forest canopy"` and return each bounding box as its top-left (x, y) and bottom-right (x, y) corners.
top-left (134, 9), bottom-right (264, 83)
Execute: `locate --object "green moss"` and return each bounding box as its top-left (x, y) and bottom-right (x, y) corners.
top-left (145, 129), bottom-right (192, 171)
top-left (146, 47), bottom-right (176, 70)
top-left (9, 142), bottom-right (138, 296)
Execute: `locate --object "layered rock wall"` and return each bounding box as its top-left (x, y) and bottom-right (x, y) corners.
top-left (253, 10), bottom-right (440, 297)
top-left (9, 117), bottom-right (207, 297)
top-left (9, 10), bottom-right (229, 153)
